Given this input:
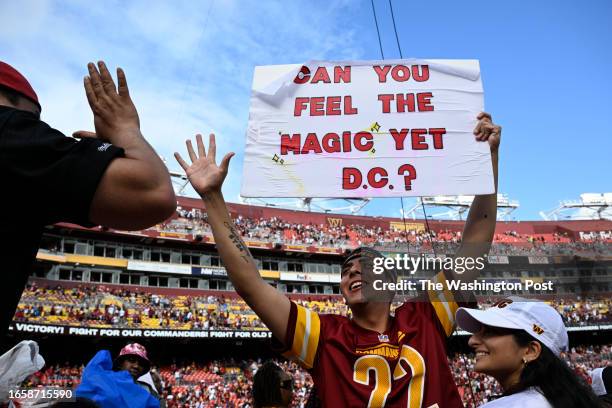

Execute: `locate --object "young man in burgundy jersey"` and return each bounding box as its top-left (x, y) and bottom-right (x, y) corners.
top-left (175, 112), bottom-right (500, 407)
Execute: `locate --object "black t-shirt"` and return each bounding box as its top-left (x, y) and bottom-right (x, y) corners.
top-left (0, 105), bottom-right (124, 344)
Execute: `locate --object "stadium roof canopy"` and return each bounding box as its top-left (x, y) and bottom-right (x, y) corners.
top-left (541, 193), bottom-right (612, 221)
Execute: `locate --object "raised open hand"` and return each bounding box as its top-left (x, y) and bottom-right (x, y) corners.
top-left (76, 61), bottom-right (140, 142)
top-left (175, 134), bottom-right (235, 196)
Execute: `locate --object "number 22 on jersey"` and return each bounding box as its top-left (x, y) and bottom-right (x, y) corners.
top-left (353, 344), bottom-right (438, 408)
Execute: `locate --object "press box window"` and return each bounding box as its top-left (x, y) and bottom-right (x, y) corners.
top-left (149, 276), bottom-right (169, 287)
top-left (263, 261), bottom-right (279, 271)
top-left (90, 271), bottom-right (113, 283)
top-left (94, 245), bottom-right (117, 258)
top-left (119, 274), bottom-right (141, 285)
top-left (59, 269), bottom-right (83, 281)
top-left (285, 284), bottom-right (303, 294)
top-left (151, 251), bottom-right (171, 263)
top-left (180, 278), bottom-right (199, 288)
top-left (210, 256), bottom-right (220, 267)
top-left (208, 280), bottom-right (227, 290)
top-left (182, 254), bottom-right (201, 265)
top-left (123, 248), bottom-right (144, 260)
top-left (287, 262), bottom-right (303, 272)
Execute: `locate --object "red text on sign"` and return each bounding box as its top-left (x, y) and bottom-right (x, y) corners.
top-left (294, 96), bottom-right (358, 116)
top-left (294, 66), bottom-right (352, 84)
top-left (377, 93), bottom-right (434, 113)
top-left (389, 128), bottom-right (446, 150)
top-left (373, 65), bottom-right (430, 83)
top-left (280, 131), bottom-right (374, 155)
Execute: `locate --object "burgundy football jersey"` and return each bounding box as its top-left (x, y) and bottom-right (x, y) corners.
top-left (281, 273), bottom-right (464, 407)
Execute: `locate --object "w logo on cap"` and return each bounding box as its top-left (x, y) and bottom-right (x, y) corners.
top-left (492, 299), bottom-right (513, 309)
top-left (532, 324), bottom-right (544, 335)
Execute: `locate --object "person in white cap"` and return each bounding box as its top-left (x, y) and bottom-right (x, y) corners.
top-left (591, 366), bottom-right (612, 407)
top-left (456, 297), bottom-right (601, 408)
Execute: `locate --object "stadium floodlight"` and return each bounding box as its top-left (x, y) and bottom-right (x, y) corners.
top-left (169, 170), bottom-right (191, 195)
top-left (405, 194), bottom-right (519, 221)
top-left (540, 192), bottom-right (612, 221)
top-left (161, 156), bottom-right (192, 196)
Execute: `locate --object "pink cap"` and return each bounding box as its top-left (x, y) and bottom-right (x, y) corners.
top-left (116, 343), bottom-right (150, 369)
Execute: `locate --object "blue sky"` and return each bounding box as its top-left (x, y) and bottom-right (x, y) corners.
top-left (1, 0), bottom-right (610, 221)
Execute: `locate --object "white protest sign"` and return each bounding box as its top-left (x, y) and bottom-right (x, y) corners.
top-left (241, 59), bottom-right (493, 198)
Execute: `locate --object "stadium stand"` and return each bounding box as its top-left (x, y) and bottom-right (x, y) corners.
top-left (13, 282), bottom-right (611, 330)
top-left (5, 198), bottom-right (611, 407)
top-left (46, 198), bottom-right (612, 258)
top-left (20, 346), bottom-right (611, 407)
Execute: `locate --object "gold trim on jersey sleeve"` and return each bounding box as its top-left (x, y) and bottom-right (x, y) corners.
top-left (428, 271), bottom-right (459, 336)
top-left (283, 304), bottom-right (321, 369)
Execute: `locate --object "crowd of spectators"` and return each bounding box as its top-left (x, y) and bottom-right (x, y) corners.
top-left (553, 298), bottom-right (612, 326)
top-left (14, 284), bottom-right (611, 330)
top-left (14, 284), bottom-right (264, 331)
top-left (20, 345), bottom-right (611, 407)
top-left (156, 208), bottom-right (612, 256)
top-left (478, 297), bottom-right (612, 327)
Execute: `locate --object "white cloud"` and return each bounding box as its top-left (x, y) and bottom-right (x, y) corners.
top-left (1, 0), bottom-right (366, 203)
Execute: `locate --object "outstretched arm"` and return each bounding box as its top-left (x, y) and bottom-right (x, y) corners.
top-left (175, 134), bottom-right (291, 341)
top-left (453, 112), bottom-right (501, 282)
top-left (77, 61), bottom-right (176, 230)
top-left (426, 113), bottom-right (501, 333)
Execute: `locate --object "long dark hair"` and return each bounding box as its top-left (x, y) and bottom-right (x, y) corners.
top-left (253, 361), bottom-right (284, 408)
top-left (504, 330), bottom-right (602, 408)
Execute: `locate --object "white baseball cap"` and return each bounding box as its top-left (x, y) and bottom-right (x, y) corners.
top-left (456, 297), bottom-right (569, 356)
top-left (590, 367), bottom-right (611, 396)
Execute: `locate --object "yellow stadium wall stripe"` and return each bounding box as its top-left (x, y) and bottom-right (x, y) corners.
top-left (36, 251), bottom-right (67, 263)
top-left (259, 270), bottom-right (280, 279)
top-left (65, 254), bottom-right (128, 267)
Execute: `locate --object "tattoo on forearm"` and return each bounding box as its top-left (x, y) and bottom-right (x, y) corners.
top-left (224, 221), bottom-right (253, 263)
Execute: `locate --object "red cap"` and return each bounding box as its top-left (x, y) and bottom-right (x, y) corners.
top-left (0, 61), bottom-right (41, 110)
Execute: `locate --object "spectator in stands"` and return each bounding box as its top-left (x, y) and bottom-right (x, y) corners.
top-left (114, 343), bottom-right (151, 381)
top-left (252, 361), bottom-right (292, 408)
top-left (456, 298), bottom-right (601, 407)
top-left (138, 370), bottom-right (165, 406)
top-left (19, 348), bottom-right (612, 407)
top-left (0, 61), bottom-right (176, 347)
top-left (76, 343), bottom-right (159, 407)
top-left (591, 366), bottom-right (612, 407)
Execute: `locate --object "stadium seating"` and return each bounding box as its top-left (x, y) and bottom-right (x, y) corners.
top-left (22, 345), bottom-right (611, 407)
top-left (152, 208), bottom-right (612, 256)
top-left (14, 282), bottom-right (611, 330)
